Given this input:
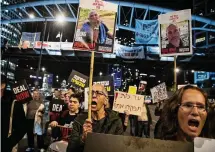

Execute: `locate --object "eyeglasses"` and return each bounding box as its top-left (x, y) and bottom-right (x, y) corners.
top-left (179, 103), bottom-right (207, 113)
top-left (88, 90), bottom-right (107, 97)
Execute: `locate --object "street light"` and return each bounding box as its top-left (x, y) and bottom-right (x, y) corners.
top-left (99, 72), bottom-right (103, 76)
top-left (29, 14), bottom-right (35, 19)
top-left (191, 70), bottom-right (195, 73)
top-left (175, 68), bottom-right (180, 73)
top-left (56, 14), bottom-right (65, 23)
top-left (41, 67), bottom-right (45, 72)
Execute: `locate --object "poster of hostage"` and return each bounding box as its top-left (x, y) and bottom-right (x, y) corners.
top-left (72, 0), bottom-right (117, 53)
top-left (158, 9), bottom-right (192, 57)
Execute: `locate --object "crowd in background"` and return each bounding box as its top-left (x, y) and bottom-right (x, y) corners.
top-left (1, 75), bottom-right (215, 152)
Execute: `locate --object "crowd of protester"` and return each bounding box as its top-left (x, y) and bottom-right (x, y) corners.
top-left (1, 75), bottom-right (215, 152)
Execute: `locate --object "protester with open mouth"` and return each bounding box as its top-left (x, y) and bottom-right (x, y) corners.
top-left (66, 84), bottom-right (123, 152)
top-left (158, 85), bottom-right (208, 141)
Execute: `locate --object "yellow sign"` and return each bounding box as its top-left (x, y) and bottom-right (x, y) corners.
top-left (128, 86), bottom-right (137, 94)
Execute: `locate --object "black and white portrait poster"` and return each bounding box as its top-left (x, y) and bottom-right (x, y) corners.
top-left (158, 9), bottom-right (192, 57)
top-left (150, 82), bottom-right (168, 103)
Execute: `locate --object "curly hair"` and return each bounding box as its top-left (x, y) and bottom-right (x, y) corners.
top-left (158, 85), bottom-right (208, 140)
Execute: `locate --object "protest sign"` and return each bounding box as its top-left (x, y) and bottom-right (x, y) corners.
top-left (115, 44), bottom-right (145, 59)
top-left (84, 133), bottom-right (193, 152)
top-left (128, 86), bottom-right (137, 94)
top-left (93, 75), bottom-right (114, 96)
top-left (135, 20), bottom-right (158, 45)
top-left (68, 70), bottom-right (89, 90)
top-left (144, 96), bottom-right (152, 104)
top-left (150, 82), bottom-right (168, 103)
top-left (12, 80), bottom-right (32, 103)
top-left (19, 32), bottom-right (41, 49)
top-left (178, 84), bottom-right (197, 89)
top-left (113, 91), bottom-right (144, 116)
top-left (138, 81), bottom-right (147, 93)
top-left (194, 137), bottom-right (215, 152)
top-left (73, 0), bottom-right (117, 53)
top-left (158, 9), bottom-right (192, 57)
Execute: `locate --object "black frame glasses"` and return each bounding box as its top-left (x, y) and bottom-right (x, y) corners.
top-left (88, 90), bottom-right (107, 97)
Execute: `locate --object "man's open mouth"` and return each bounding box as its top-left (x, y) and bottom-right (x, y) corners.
top-left (92, 101), bottom-right (97, 106)
top-left (188, 119), bottom-right (200, 128)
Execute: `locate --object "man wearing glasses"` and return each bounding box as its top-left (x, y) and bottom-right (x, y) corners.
top-left (67, 84), bottom-right (123, 152)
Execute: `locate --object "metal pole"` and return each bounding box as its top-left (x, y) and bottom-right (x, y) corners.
top-left (36, 18), bottom-right (47, 88)
top-left (174, 56), bottom-right (177, 91)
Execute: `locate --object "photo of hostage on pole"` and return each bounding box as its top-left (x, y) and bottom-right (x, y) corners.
top-left (158, 9), bottom-right (192, 57)
top-left (72, 0), bottom-right (117, 53)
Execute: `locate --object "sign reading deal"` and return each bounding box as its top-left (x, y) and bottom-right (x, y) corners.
top-left (12, 80), bottom-right (32, 103)
top-left (93, 76), bottom-right (114, 96)
top-left (68, 70), bottom-right (89, 89)
top-left (113, 91), bottom-right (144, 116)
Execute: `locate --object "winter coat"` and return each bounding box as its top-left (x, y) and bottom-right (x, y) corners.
top-left (66, 109), bottom-right (123, 152)
top-left (1, 91), bottom-right (27, 152)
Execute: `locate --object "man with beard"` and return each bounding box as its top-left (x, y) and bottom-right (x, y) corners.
top-left (166, 24), bottom-right (184, 48)
top-left (66, 84), bottom-right (123, 152)
top-left (81, 10), bottom-right (113, 44)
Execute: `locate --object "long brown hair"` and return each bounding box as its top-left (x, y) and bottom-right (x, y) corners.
top-left (158, 85), bottom-right (208, 140)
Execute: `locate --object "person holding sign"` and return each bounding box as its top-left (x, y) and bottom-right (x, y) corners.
top-left (1, 75), bottom-right (27, 152)
top-left (49, 93), bottom-right (82, 140)
top-left (158, 85), bottom-right (208, 141)
top-left (81, 10), bottom-right (113, 44)
top-left (66, 84), bottom-right (123, 152)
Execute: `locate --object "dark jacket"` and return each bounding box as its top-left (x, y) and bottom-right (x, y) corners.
top-left (1, 91), bottom-right (27, 152)
top-left (66, 109), bottom-right (123, 152)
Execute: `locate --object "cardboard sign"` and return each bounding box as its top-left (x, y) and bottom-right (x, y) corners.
top-left (158, 9), bottom-right (192, 57)
top-left (84, 133), bottom-right (193, 152)
top-left (128, 86), bottom-right (137, 94)
top-left (150, 82), bottom-right (168, 103)
top-left (72, 0), bottom-right (117, 53)
top-left (93, 76), bottom-right (114, 96)
top-left (178, 84), bottom-right (197, 89)
top-left (68, 70), bottom-right (89, 89)
top-left (113, 91), bottom-right (144, 116)
top-left (12, 80), bottom-right (32, 103)
top-left (194, 137), bottom-right (215, 152)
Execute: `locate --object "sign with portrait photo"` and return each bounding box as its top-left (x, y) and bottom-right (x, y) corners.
top-left (158, 9), bottom-right (192, 57)
top-left (12, 80), bottom-right (32, 103)
top-left (150, 82), bottom-right (168, 103)
top-left (73, 0), bottom-right (118, 53)
top-left (68, 70), bottom-right (89, 90)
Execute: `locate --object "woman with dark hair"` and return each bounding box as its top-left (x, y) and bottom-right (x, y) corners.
top-left (158, 85), bottom-right (208, 141)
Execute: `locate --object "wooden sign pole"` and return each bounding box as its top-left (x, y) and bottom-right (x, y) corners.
top-left (88, 51), bottom-right (95, 120)
top-left (174, 55), bottom-right (177, 91)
